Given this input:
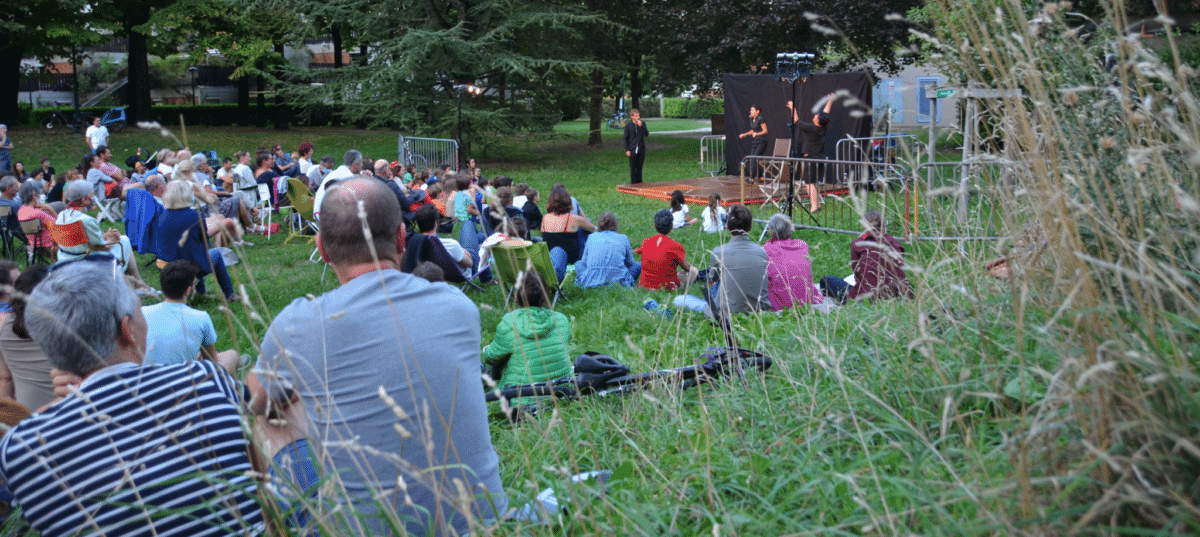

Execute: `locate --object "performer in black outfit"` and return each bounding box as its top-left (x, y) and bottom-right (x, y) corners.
top-left (738, 105), bottom-right (768, 181)
top-left (788, 95), bottom-right (834, 212)
top-left (624, 109), bottom-right (649, 184)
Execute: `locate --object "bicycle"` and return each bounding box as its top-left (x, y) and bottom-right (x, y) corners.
top-left (38, 103), bottom-right (88, 134)
top-left (606, 109), bottom-right (628, 129)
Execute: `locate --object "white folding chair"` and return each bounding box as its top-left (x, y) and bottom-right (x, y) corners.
top-left (96, 197), bottom-right (123, 224)
top-left (256, 183), bottom-right (274, 240)
top-left (758, 139), bottom-right (791, 211)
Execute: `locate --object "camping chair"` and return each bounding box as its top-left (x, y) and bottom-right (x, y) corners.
top-left (491, 241), bottom-right (564, 309)
top-left (51, 220), bottom-right (91, 260)
top-left (256, 183), bottom-right (274, 240)
top-left (18, 219), bottom-right (51, 265)
top-left (95, 195), bottom-right (123, 224)
top-left (283, 178), bottom-right (317, 243)
top-left (0, 206), bottom-right (20, 261)
top-left (758, 139), bottom-right (792, 211)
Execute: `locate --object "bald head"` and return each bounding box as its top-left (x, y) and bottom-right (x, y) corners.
top-left (319, 178), bottom-right (403, 265)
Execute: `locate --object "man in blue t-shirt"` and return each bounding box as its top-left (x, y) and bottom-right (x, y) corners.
top-left (142, 260), bottom-right (239, 368)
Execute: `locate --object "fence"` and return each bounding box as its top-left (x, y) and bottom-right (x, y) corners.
top-left (905, 162), bottom-right (1011, 242)
top-left (834, 133), bottom-right (920, 164)
top-left (397, 136), bottom-right (459, 171)
top-left (700, 135), bottom-right (725, 177)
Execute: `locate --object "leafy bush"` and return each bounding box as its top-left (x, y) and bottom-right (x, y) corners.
top-left (662, 97), bottom-right (723, 118)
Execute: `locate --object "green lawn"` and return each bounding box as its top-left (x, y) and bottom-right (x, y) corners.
top-left (3, 122), bottom-right (1034, 535)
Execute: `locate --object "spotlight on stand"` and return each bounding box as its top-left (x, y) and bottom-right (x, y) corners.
top-left (775, 52), bottom-right (814, 84)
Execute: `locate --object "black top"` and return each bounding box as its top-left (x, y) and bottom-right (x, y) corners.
top-left (624, 120), bottom-right (649, 153)
top-left (793, 121), bottom-right (828, 156)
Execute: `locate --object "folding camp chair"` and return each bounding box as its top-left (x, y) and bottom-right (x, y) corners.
top-left (95, 193), bottom-right (123, 224)
top-left (758, 139), bottom-right (792, 211)
top-left (256, 183), bottom-right (274, 240)
top-left (18, 219), bottom-right (51, 265)
top-left (0, 206), bottom-right (20, 261)
top-left (283, 178), bottom-right (317, 243)
top-left (491, 241), bottom-right (564, 309)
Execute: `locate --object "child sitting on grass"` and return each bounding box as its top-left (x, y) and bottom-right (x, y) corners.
top-left (702, 192), bottom-right (727, 233)
top-left (670, 189), bottom-right (697, 228)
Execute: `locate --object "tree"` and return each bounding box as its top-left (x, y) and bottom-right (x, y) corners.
top-left (641, 0), bottom-right (920, 95)
top-left (0, 0), bottom-right (101, 125)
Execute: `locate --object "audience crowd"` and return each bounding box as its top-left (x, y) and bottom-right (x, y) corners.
top-left (0, 135), bottom-right (913, 535)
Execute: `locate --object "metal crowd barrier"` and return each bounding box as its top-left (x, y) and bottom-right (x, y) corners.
top-left (834, 133), bottom-right (919, 164)
top-left (700, 135), bottom-right (726, 177)
top-left (397, 136), bottom-right (459, 171)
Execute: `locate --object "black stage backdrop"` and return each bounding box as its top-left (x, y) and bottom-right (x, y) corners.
top-left (723, 72), bottom-right (873, 179)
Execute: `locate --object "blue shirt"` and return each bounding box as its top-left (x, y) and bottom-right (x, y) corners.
top-left (574, 230), bottom-right (638, 288)
top-left (143, 301), bottom-right (218, 365)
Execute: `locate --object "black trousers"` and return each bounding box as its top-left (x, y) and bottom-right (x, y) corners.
top-left (747, 139), bottom-right (768, 177)
top-left (629, 149), bottom-right (645, 184)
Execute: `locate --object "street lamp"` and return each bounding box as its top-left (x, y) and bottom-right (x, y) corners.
top-left (454, 84), bottom-right (481, 169)
top-left (188, 66), bottom-right (199, 105)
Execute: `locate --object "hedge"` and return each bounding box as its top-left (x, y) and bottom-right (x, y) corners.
top-left (662, 97), bottom-right (723, 118)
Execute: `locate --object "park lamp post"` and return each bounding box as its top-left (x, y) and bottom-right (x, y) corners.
top-left (188, 66), bottom-right (199, 105)
top-left (454, 84), bottom-right (481, 169)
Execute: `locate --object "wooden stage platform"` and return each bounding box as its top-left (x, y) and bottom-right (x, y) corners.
top-left (615, 176), bottom-right (846, 207)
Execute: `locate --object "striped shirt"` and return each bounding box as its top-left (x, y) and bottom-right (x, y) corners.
top-left (0, 360), bottom-right (264, 536)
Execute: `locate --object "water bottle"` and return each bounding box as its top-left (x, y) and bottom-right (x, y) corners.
top-left (643, 298), bottom-right (672, 319)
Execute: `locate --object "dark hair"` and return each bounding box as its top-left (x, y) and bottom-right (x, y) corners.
top-left (79, 154), bottom-right (95, 173)
top-left (222, 157), bottom-right (233, 164)
top-left (707, 192), bottom-right (722, 222)
top-left (653, 209), bottom-right (673, 235)
top-left (516, 270), bottom-right (548, 309)
top-left (256, 153), bottom-right (273, 168)
top-left (525, 187), bottom-right (539, 202)
top-left (412, 261), bottom-right (445, 283)
top-left (670, 190), bottom-right (685, 212)
top-left (415, 203), bottom-right (440, 233)
top-left (298, 142), bottom-right (314, 157)
top-left (320, 155), bottom-right (336, 166)
top-left (456, 175), bottom-right (471, 192)
top-left (546, 187), bottom-right (572, 215)
top-left (597, 211), bottom-right (618, 232)
top-left (477, 176), bottom-right (489, 189)
top-left (511, 216), bottom-right (529, 239)
top-left (497, 187), bottom-right (513, 207)
top-left (95, 145), bottom-right (109, 157)
top-left (0, 261), bottom-right (18, 288)
top-left (513, 183), bottom-right (529, 195)
top-left (11, 264), bottom-right (50, 340)
top-left (320, 179), bottom-right (403, 265)
top-left (159, 260), bottom-right (201, 300)
top-left (427, 183), bottom-right (442, 198)
top-left (726, 204), bottom-right (753, 234)
top-left (863, 209), bottom-right (882, 233)
top-left (816, 112), bottom-right (831, 127)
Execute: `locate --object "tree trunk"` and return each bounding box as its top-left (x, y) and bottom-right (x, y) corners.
top-left (127, 30), bottom-right (153, 122)
top-left (274, 42), bottom-right (287, 130)
top-left (629, 54), bottom-right (643, 111)
top-left (588, 67), bottom-right (603, 146)
top-left (0, 45), bottom-right (25, 127)
top-left (332, 24), bottom-right (343, 126)
top-left (237, 73), bottom-right (250, 126)
top-left (256, 74), bottom-right (266, 128)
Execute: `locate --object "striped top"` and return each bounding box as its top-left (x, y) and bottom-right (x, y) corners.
top-left (0, 360), bottom-right (264, 537)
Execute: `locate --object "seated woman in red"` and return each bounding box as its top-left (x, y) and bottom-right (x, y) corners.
top-left (635, 209), bottom-right (698, 290)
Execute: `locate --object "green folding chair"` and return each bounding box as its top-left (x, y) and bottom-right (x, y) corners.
top-left (283, 177), bottom-right (317, 245)
top-left (491, 241), bottom-right (564, 309)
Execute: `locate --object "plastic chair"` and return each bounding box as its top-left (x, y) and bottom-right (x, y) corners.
top-left (18, 219), bottom-right (51, 265)
top-left (256, 183), bottom-right (274, 240)
top-left (491, 241), bottom-right (564, 309)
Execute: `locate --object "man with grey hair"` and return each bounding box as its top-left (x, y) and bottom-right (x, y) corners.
top-left (253, 177), bottom-right (507, 536)
top-left (306, 154), bottom-right (334, 192)
top-left (0, 176), bottom-right (22, 240)
top-left (0, 259), bottom-right (264, 536)
top-left (372, 157), bottom-right (415, 221)
top-left (312, 149), bottom-right (362, 220)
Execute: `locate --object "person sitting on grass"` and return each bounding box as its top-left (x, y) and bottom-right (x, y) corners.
top-left (574, 211), bottom-right (641, 288)
top-left (541, 186), bottom-right (594, 267)
top-left (521, 186), bottom-right (543, 230)
top-left (636, 208), bottom-right (699, 291)
top-left (142, 260), bottom-right (241, 369)
top-left (819, 209), bottom-right (912, 304)
top-left (0, 259), bottom-right (264, 536)
top-left (56, 181), bottom-right (155, 295)
top-left (763, 213), bottom-right (822, 310)
top-left (669, 189), bottom-right (698, 228)
top-left (482, 270), bottom-right (573, 400)
top-left (702, 192), bottom-right (727, 234)
top-left (673, 205), bottom-right (771, 317)
top-left (155, 181), bottom-right (237, 302)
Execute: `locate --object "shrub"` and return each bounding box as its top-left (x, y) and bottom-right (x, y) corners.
top-left (662, 97), bottom-right (723, 118)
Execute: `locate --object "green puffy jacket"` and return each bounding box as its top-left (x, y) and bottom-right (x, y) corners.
top-left (482, 307), bottom-right (573, 391)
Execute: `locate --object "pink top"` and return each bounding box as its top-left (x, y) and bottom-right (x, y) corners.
top-left (17, 205), bottom-right (54, 249)
top-left (764, 238), bottom-right (821, 310)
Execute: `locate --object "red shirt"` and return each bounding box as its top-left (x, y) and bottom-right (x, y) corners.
top-left (636, 234), bottom-right (687, 290)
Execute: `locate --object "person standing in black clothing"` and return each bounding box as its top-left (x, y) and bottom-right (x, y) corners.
top-left (788, 95), bottom-right (834, 212)
top-left (624, 109), bottom-right (649, 184)
top-left (738, 105), bottom-right (768, 181)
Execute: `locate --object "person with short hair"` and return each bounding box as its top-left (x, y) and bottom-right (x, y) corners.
top-left (521, 186), bottom-right (542, 230)
top-left (16, 180), bottom-right (56, 258)
top-left (0, 259), bottom-right (264, 536)
top-left (411, 260), bottom-right (445, 282)
top-left (273, 143), bottom-right (300, 177)
top-left (84, 116), bottom-right (108, 153)
top-left (313, 149), bottom-right (363, 220)
top-left (637, 208), bottom-right (698, 290)
top-left (57, 181), bottom-right (154, 294)
top-left (0, 176), bottom-right (23, 240)
top-left (306, 154), bottom-right (334, 193)
top-left (512, 182), bottom-right (529, 207)
top-left (624, 108), bottom-right (650, 184)
top-left (763, 213), bottom-right (821, 310)
top-left (819, 209), bottom-right (912, 303)
top-left (574, 211), bottom-right (640, 288)
top-left (142, 260), bottom-right (239, 368)
top-left (156, 181), bottom-right (237, 301)
top-left (673, 205), bottom-right (771, 317)
top-left (0, 261), bottom-right (19, 312)
top-left (231, 149), bottom-right (257, 200)
top-left (252, 177), bottom-right (507, 536)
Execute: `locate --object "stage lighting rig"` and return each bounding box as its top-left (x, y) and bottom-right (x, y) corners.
top-left (775, 52), bottom-right (814, 83)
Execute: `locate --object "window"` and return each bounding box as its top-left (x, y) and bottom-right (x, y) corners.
top-left (916, 76), bottom-right (942, 124)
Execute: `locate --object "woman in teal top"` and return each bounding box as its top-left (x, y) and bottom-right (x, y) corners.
top-left (482, 271), bottom-right (573, 398)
